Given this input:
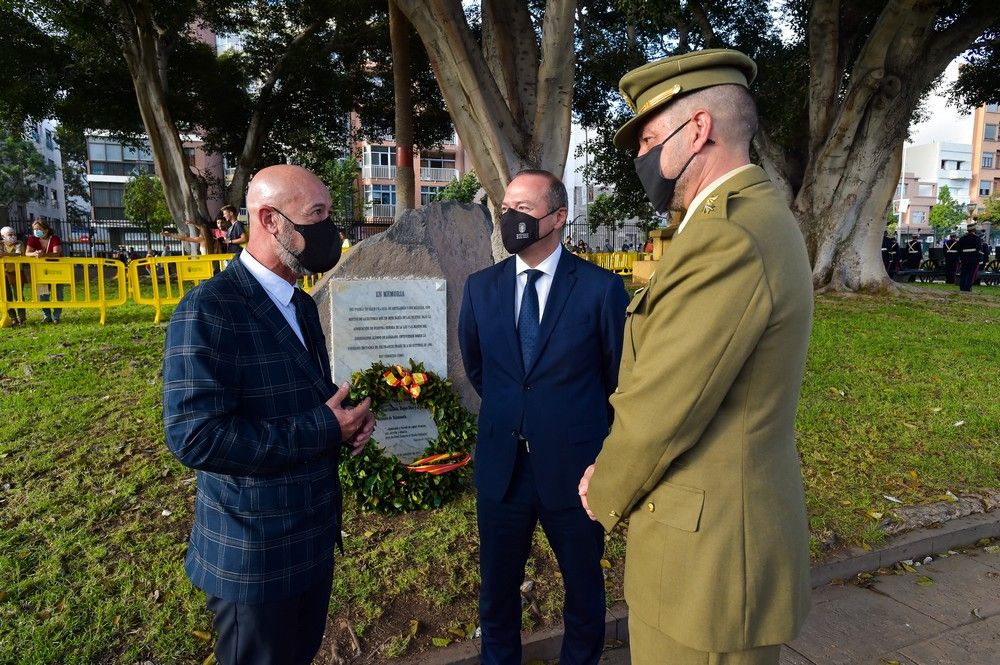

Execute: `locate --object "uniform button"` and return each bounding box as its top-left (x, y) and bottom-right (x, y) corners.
top-left (523, 384), bottom-right (531, 391)
top-left (647, 502), bottom-right (655, 513)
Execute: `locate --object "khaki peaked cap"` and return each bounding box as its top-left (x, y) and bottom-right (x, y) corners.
top-left (614, 49), bottom-right (757, 151)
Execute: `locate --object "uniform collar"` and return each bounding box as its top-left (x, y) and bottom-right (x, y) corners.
top-left (676, 164), bottom-right (759, 234)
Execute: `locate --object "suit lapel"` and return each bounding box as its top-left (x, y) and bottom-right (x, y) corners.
top-left (230, 260), bottom-right (329, 395)
top-left (497, 258), bottom-right (524, 376)
top-left (525, 250), bottom-right (577, 376)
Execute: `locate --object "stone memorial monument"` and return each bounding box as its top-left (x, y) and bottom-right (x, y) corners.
top-left (312, 201), bottom-right (494, 412)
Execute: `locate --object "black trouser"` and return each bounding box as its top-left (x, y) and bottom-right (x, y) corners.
top-left (959, 258), bottom-right (979, 292)
top-left (944, 256), bottom-right (958, 284)
top-left (205, 568), bottom-right (333, 665)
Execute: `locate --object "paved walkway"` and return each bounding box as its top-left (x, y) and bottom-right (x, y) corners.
top-left (598, 544), bottom-right (1000, 664)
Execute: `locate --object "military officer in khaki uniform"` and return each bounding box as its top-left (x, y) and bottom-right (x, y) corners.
top-left (578, 49), bottom-right (813, 665)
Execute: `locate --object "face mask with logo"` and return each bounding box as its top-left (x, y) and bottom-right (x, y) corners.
top-left (634, 118), bottom-right (711, 215)
top-left (500, 208), bottom-right (559, 255)
top-left (33, 229), bottom-right (45, 238)
top-left (273, 209), bottom-right (342, 274)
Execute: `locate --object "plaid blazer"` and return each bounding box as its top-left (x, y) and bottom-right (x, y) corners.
top-left (163, 258), bottom-right (342, 604)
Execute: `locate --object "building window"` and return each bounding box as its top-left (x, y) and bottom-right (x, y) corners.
top-left (980, 180), bottom-right (992, 197)
top-left (420, 154), bottom-right (455, 170)
top-left (30, 125), bottom-right (40, 142)
top-left (987, 103), bottom-right (1000, 113)
top-left (45, 130), bottom-right (54, 150)
top-left (911, 210), bottom-right (926, 224)
top-left (365, 145), bottom-right (395, 166)
top-left (986, 124), bottom-right (998, 141)
top-left (92, 183), bottom-right (126, 220)
top-left (420, 186), bottom-right (445, 205)
top-left (50, 189), bottom-right (58, 207)
top-left (365, 184), bottom-right (396, 205)
top-left (917, 184), bottom-right (933, 197)
top-left (985, 153), bottom-right (995, 169)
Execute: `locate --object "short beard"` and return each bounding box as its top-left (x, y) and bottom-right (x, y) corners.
top-left (274, 222), bottom-right (305, 276)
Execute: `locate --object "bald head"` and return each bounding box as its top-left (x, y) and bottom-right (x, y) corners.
top-left (247, 165), bottom-right (330, 225)
top-left (245, 164), bottom-right (333, 283)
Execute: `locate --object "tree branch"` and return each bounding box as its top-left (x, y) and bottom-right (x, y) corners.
top-left (686, 0), bottom-right (718, 46)
top-left (482, 0), bottom-right (538, 133)
top-left (532, 0), bottom-right (576, 173)
top-left (807, 0), bottom-right (841, 158)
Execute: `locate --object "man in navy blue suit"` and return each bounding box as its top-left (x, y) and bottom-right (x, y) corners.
top-left (163, 165), bottom-right (375, 665)
top-left (458, 170), bottom-right (629, 665)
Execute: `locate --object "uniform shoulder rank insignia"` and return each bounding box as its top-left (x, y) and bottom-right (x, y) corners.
top-left (702, 195), bottom-right (719, 214)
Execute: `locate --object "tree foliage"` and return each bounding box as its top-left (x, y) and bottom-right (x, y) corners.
top-left (433, 171), bottom-right (482, 204)
top-left (0, 132), bottom-right (57, 215)
top-left (977, 194), bottom-right (1000, 225)
top-left (2, 1), bottom-right (452, 227)
top-left (308, 157), bottom-right (362, 222)
top-left (123, 173), bottom-right (172, 248)
top-left (928, 185), bottom-right (967, 236)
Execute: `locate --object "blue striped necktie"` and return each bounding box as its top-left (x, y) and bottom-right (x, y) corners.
top-left (518, 269), bottom-right (543, 369)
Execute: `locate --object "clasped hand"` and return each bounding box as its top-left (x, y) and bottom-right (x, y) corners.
top-left (326, 383), bottom-right (375, 456)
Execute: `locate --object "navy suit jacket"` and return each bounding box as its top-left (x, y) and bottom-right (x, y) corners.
top-left (458, 250), bottom-right (629, 510)
top-left (163, 258), bottom-right (342, 604)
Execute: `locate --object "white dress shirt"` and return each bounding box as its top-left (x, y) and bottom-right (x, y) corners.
top-left (676, 164), bottom-right (757, 234)
top-left (514, 243), bottom-right (562, 323)
top-left (239, 250), bottom-right (307, 348)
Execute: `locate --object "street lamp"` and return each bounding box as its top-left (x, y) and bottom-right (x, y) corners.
top-left (966, 202), bottom-right (977, 229)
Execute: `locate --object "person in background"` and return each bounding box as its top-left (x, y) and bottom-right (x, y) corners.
top-left (162, 222), bottom-right (218, 256)
top-left (943, 233), bottom-right (959, 284)
top-left (906, 234), bottom-right (923, 270)
top-left (643, 237), bottom-right (654, 253)
top-left (1, 226), bottom-right (27, 325)
top-left (881, 231), bottom-right (894, 275)
top-left (24, 219), bottom-right (64, 323)
top-left (956, 225), bottom-right (983, 292)
top-left (220, 204), bottom-right (247, 256)
top-left (340, 230), bottom-right (351, 250)
top-left (459, 170), bottom-right (628, 665)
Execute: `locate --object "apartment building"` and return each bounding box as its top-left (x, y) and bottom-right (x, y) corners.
top-left (355, 127), bottom-right (471, 222)
top-left (970, 102), bottom-right (1000, 209)
top-left (13, 118), bottom-right (67, 225)
top-left (892, 172), bottom-right (937, 237)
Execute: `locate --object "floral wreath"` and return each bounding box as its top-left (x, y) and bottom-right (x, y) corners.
top-left (341, 360), bottom-right (476, 514)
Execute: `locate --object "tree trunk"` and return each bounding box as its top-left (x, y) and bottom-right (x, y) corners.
top-left (769, 0), bottom-right (995, 291)
top-left (114, 0), bottom-right (210, 237)
top-left (393, 0), bottom-right (576, 259)
top-left (389, 0), bottom-right (416, 214)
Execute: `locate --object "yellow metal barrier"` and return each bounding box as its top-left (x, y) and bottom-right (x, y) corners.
top-left (578, 252), bottom-right (647, 276)
top-left (128, 254), bottom-right (233, 323)
top-left (0, 256), bottom-right (127, 326)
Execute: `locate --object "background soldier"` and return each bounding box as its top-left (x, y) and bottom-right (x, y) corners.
top-left (943, 233), bottom-right (959, 284)
top-left (956, 225), bottom-right (982, 292)
top-left (906, 234), bottom-right (923, 270)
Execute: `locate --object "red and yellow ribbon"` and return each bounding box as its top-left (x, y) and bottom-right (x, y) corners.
top-left (405, 451), bottom-right (472, 475)
top-left (382, 364), bottom-right (429, 399)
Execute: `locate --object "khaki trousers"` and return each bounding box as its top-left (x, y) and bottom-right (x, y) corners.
top-left (628, 612), bottom-right (782, 665)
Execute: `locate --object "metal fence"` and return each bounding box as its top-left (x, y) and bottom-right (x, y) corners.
top-left (563, 218), bottom-right (652, 253)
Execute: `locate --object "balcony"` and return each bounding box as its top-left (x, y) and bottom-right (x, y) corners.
top-left (367, 203), bottom-right (396, 219)
top-left (420, 167), bottom-right (458, 183)
top-left (362, 164), bottom-right (396, 180)
top-left (939, 169), bottom-right (972, 181)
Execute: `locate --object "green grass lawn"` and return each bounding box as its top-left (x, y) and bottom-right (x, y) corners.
top-left (1, 284), bottom-right (997, 662)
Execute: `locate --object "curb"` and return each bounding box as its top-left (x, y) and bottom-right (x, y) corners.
top-left (399, 510), bottom-right (1000, 665)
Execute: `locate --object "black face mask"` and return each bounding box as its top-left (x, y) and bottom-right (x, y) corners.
top-left (273, 208), bottom-right (342, 274)
top-left (500, 207), bottom-right (559, 255)
top-left (634, 118), bottom-right (708, 215)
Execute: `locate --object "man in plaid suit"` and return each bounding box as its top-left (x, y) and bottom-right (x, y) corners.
top-left (163, 165), bottom-right (374, 665)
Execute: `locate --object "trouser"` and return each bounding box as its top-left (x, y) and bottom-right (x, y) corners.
top-left (4, 278), bottom-right (26, 322)
top-left (959, 260), bottom-right (979, 292)
top-left (628, 612), bottom-right (782, 665)
top-left (944, 256), bottom-right (958, 283)
top-left (205, 568), bottom-right (333, 665)
top-left (477, 444), bottom-right (606, 665)
top-left (39, 284), bottom-right (65, 321)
